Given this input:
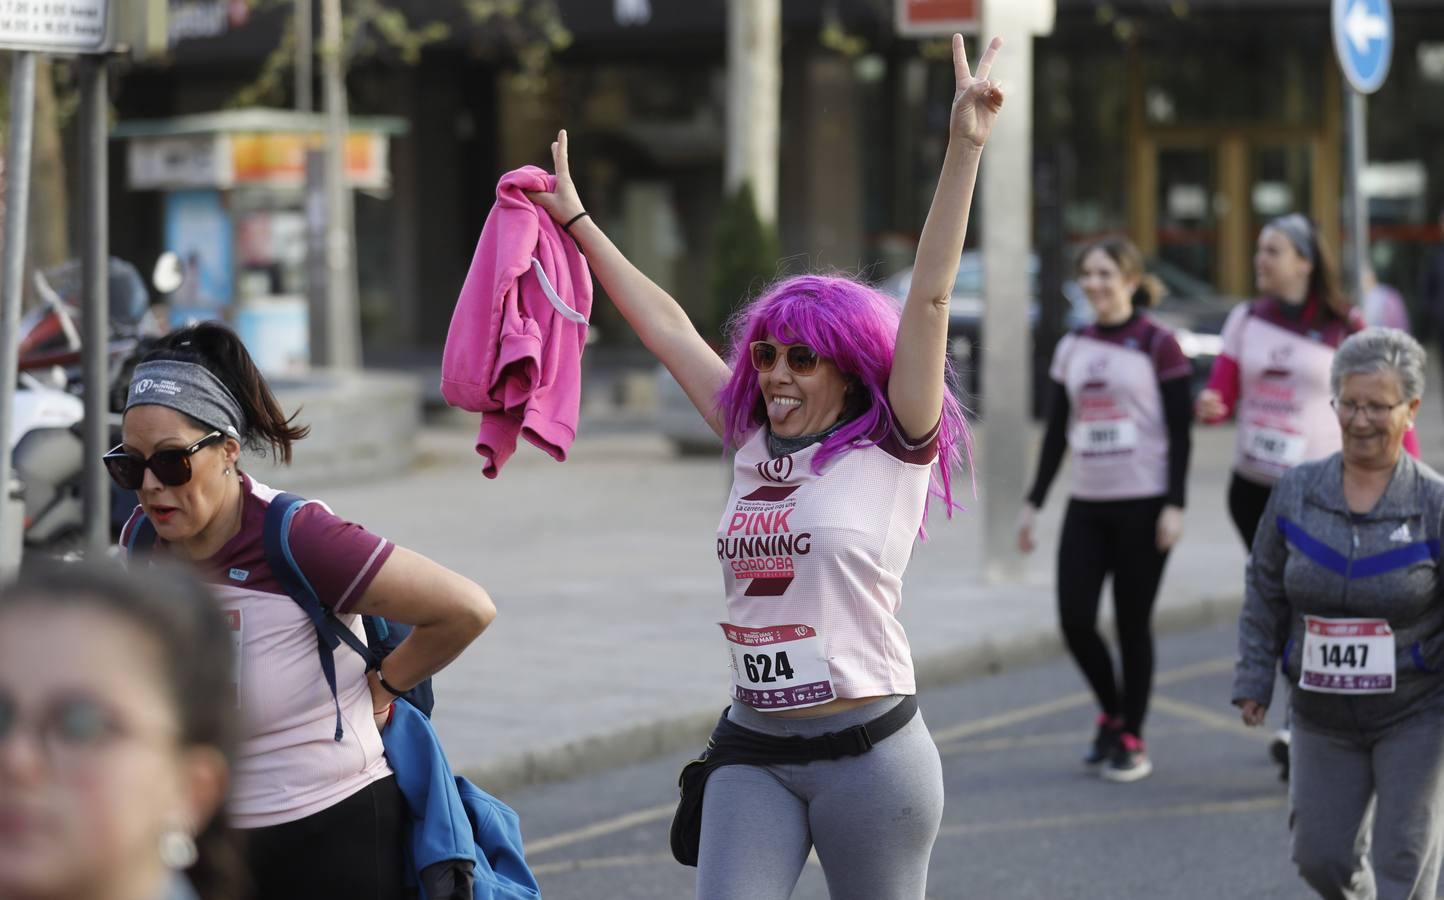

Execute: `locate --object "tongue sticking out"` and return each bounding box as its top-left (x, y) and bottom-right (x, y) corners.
top-left (769, 399), bottom-right (800, 424)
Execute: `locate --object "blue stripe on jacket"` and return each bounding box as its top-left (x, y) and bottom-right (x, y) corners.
top-left (1277, 516), bottom-right (1440, 579)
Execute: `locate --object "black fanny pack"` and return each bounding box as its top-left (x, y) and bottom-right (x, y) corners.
top-left (668, 695), bottom-right (919, 867)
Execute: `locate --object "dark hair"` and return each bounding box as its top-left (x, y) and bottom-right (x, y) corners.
top-left (1304, 222), bottom-right (1350, 320)
top-left (141, 322), bottom-right (309, 464)
top-left (0, 561), bottom-right (246, 900)
top-left (1075, 237), bottom-right (1165, 309)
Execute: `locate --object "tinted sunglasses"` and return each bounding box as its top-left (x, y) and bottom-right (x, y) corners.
top-left (749, 341), bottom-right (821, 376)
top-left (102, 431), bottom-right (225, 490)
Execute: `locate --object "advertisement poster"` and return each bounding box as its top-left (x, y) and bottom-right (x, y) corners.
top-left (163, 189), bottom-right (234, 326)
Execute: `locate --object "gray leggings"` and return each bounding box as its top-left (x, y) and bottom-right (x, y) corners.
top-left (695, 696), bottom-right (944, 900)
top-left (1290, 708), bottom-right (1444, 900)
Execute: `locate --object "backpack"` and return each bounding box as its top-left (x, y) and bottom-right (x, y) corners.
top-left (126, 491), bottom-right (435, 740)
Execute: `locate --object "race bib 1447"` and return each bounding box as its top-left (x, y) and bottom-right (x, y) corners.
top-left (1299, 616), bottom-right (1396, 695)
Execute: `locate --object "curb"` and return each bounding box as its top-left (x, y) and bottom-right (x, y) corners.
top-left (458, 594), bottom-right (1245, 797)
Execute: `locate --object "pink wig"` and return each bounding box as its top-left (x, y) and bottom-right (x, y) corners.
top-left (715, 274), bottom-right (974, 529)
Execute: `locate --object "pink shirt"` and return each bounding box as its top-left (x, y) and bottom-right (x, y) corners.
top-left (121, 476), bottom-right (395, 828)
top-left (1206, 298), bottom-right (1362, 484)
top-left (1049, 316), bottom-right (1191, 501)
top-left (441, 166), bottom-right (593, 478)
top-left (718, 423), bottom-right (938, 704)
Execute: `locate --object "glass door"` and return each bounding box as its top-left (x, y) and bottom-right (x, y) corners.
top-left (1155, 147), bottom-right (1218, 286)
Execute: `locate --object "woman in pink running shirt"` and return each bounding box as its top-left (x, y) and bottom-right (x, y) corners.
top-left (1018, 238), bottom-right (1193, 784)
top-left (531, 34), bottom-right (1002, 900)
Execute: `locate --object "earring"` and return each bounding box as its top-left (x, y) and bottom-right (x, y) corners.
top-left (159, 827), bottom-right (198, 870)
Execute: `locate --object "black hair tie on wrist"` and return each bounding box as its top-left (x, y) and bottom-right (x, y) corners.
top-left (377, 669), bottom-right (407, 698)
top-left (563, 211), bottom-right (590, 233)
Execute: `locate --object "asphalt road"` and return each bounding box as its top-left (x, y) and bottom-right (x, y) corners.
top-left (503, 620), bottom-right (1339, 899)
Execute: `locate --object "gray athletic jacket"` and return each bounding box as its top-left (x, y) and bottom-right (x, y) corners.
top-left (1233, 452), bottom-right (1444, 735)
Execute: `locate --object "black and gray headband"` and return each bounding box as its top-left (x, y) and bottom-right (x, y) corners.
top-left (1266, 213), bottom-right (1315, 264)
top-left (125, 360), bottom-right (246, 440)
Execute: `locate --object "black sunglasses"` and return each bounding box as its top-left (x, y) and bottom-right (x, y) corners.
top-left (749, 341), bottom-right (821, 376)
top-left (102, 431), bottom-right (225, 490)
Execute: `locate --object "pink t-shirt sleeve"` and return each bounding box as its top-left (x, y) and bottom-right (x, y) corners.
top-left (286, 503), bottom-right (396, 613)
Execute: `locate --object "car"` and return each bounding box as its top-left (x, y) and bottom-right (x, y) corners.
top-left (880, 250), bottom-right (1234, 404)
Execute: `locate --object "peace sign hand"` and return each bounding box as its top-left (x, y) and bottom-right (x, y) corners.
top-left (949, 34), bottom-right (1005, 149)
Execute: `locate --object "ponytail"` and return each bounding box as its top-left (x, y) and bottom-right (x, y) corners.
top-left (141, 322), bottom-right (309, 464)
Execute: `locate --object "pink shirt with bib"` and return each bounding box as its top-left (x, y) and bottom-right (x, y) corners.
top-left (717, 423), bottom-right (937, 711)
top-left (1211, 298), bottom-right (1361, 484)
top-left (1048, 316), bottom-right (1191, 501)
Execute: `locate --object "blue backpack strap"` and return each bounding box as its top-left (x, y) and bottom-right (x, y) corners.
top-left (262, 492), bottom-right (379, 742)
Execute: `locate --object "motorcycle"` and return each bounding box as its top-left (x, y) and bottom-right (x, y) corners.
top-left (12, 255), bottom-right (175, 557)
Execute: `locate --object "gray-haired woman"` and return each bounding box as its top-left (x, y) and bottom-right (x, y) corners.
top-left (1233, 328), bottom-right (1444, 899)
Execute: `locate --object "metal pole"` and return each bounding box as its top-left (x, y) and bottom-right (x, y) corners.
top-left (1346, 88), bottom-right (1369, 304)
top-left (0, 52), bottom-right (39, 572)
top-left (295, 0), bottom-right (313, 113)
top-left (980, 4), bottom-right (1040, 583)
top-left (80, 57), bottom-right (110, 555)
top-left (321, 0), bottom-right (359, 369)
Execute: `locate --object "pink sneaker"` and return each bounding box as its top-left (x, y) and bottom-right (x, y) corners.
top-left (1101, 732), bottom-right (1153, 783)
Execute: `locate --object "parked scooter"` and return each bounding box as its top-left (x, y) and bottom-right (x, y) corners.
top-left (11, 255), bottom-right (176, 557)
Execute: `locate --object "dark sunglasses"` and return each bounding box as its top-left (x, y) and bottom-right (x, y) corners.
top-left (749, 341), bottom-right (821, 376)
top-left (102, 431), bottom-right (225, 490)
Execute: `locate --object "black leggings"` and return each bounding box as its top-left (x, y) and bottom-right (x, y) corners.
top-left (244, 775), bottom-right (407, 900)
top-left (1227, 471), bottom-right (1275, 551)
top-left (1057, 498), bottom-right (1170, 738)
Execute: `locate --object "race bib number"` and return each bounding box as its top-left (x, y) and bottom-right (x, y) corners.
top-left (720, 623), bottom-right (835, 711)
top-left (1245, 424), bottom-right (1306, 468)
top-left (1074, 419), bottom-right (1138, 456)
top-left (223, 609), bottom-right (243, 707)
top-left (1299, 616), bottom-right (1395, 694)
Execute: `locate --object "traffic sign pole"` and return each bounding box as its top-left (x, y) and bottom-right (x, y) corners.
top-left (1346, 90), bottom-right (1369, 310)
top-left (0, 51), bottom-right (38, 577)
top-left (80, 56), bottom-right (111, 555)
top-left (1332, 0), bottom-right (1392, 307)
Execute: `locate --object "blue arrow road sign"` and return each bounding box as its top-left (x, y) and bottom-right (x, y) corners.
top-left (1333, 0), bottom-right (1393, 94)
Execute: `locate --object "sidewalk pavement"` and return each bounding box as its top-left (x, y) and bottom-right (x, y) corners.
top-left (286, 380), bottom-right (1444, 797)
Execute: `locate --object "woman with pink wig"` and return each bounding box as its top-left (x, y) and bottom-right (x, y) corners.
top-left (531, 33), bottom-right (1004, 900)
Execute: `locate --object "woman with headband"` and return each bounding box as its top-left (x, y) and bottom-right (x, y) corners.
top-left (1196, 213), bottom-right (1366, 777)
top-left (106, 322), bottom-right (496, 900)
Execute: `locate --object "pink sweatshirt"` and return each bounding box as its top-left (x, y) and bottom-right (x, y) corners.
top-left (441, 166), bottom-right (593, 477)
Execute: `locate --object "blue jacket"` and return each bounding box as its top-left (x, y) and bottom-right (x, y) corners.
top-left (382, 700), bottom-right (541, 900)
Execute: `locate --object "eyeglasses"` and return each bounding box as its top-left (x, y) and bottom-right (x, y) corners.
top-left (749, 342), bottom-right (822, 376)
top-left (102, 431), bottom-right (224, 490)
top-left (1331, 398), bottom-right (1408, 424)
top-left (0, 692), bottom-right (133, 764)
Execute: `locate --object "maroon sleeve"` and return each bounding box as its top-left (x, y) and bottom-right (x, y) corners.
top-left (880, 413), bottom-right (941, 464)
top-left (287, 502), bottom-right (396, 613)
top-left (1150, 329), bottom-right (1193, 383)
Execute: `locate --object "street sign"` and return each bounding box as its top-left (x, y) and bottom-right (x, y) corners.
top-left (896, 0), bottom-right (978, 37)
top-left (0, 0), bottom-right (110, 54)
top-left (1332, 0), bottom-right (1393, 94)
